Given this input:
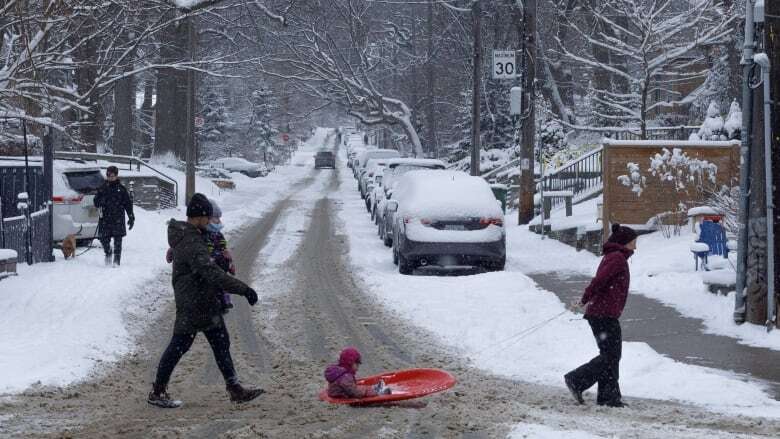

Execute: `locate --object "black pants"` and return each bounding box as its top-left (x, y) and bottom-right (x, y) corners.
top-left (565, 316), bottom-right (622, 404)
top-left (99, 235), bottom-right (123, 257)
top-left (154, 325), bottom-right (239, 389)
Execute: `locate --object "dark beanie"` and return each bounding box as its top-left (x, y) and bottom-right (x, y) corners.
top-left (106, 166), bottom-right (119, 176)
top-left (608, 223), bottom-right (638, 246)
top-left (187, 193), bottom-right (212, 218)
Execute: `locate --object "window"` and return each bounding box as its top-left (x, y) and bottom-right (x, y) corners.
top-left (65, 171), bottom-right (105, 194)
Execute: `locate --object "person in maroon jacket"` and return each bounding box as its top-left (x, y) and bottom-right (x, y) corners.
top-left (564, 223), bottom-right (637, 408)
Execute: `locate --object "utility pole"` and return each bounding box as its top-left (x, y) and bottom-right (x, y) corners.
top-left (470, 0), bottom-right (482, 177)
top-left (517, 0), bottom-right (537, 224)
top-left (766, 0), bottom-right (780, 329)
top-left (185, 15), bottom-right (196, 203)
top-left (735, 0), bottom-right (757, 323)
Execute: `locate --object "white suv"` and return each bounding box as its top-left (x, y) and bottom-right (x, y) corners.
top-left (52, 161), bottom-right (104, 245)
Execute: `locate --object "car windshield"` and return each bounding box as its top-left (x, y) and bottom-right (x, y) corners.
top-left (65, 171), bottom-right (104, 194)
top-left (317, 152), bottom-right (333, 157)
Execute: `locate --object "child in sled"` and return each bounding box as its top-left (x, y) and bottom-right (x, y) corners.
top-left (324, 347), bottom-right (392, 399)
top-left (165, 199), bottom-right (234, 313)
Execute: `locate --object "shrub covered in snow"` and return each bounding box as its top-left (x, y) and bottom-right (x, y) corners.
top-left (617, 162), bottom-right (647, 196)
top-left (696, 102), bottom-right (727, 141)
top-left (724, 100), bottom-right (742, 140)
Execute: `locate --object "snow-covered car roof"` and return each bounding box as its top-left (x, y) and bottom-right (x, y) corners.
top-left (211, 157), bottom-right (261, 171)
top-left (358, 149), bottom-right (400, 166)
top-left (396, 170), bottom-right (502, 219)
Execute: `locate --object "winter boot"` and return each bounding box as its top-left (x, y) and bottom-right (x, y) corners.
top-left (104, 253), bottom-right (112, 266)
top-left (564, 374), bottom-right (584, 405)
top-left (147, 383), bottom-right (182, 409)
top-left (226, 383), bottom-right (264, 403)
top-left (113, 252), bottom-right (121, 267)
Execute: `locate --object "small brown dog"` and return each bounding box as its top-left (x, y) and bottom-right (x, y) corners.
top-left (61, 234), bottom-right (77, 259)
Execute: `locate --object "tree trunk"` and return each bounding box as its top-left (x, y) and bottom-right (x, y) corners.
top-left (112, 75), bottom-right (134, 156)
top-left (138, 78), bottom-right (155, 157)
top-left (73, 21), bottom-right (99, 152)
top-left (154, 14), bottom-right (189, 158)
top-left (425, 0), bottom-right (437, 157)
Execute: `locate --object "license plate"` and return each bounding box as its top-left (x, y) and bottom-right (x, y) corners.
top-left (445, 224), bottom-right (466, 231)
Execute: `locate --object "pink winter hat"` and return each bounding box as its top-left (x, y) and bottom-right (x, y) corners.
top-left (338, 347), bottom-right (362, 368)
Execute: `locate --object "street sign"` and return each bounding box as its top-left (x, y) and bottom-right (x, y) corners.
top-left (510, 86), bottom-right (523, 115)
top-left (281, 133), bottom-right (290, 143)
top-left (194, 116), bottom-right (205, 128)
top-left (492, 50), bottom-right (517, 80)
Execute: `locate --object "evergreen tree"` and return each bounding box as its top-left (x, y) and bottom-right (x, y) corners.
top-left (248, 87), bottom-right (279, 164)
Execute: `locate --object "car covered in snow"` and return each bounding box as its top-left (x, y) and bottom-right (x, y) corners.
top-left (355, 148), bottom-right (400, 183)
top-left (359, 159), bottom-right (390, 201)
top-left (388, 171), bottom-right (505, 274)
top-left (52, 161), bottom-right (105, 245)
top-left (210, 157), bottom-right (269, 178)
top-left (376, 159), bottom-right (447, 246)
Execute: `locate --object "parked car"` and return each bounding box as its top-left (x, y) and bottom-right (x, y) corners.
top-left (355, 148), bottom-right (400, 182)
top-left (52, 161), bottom-right (105, 246)
top-left (359, 159), bottom-right (390, 200)
top-left (376, 159), bottom-right (447, 247)
top-left (348, 146), bottom-right (366, 172)
top-left (389, 171), bottom-right (506, 274)
top-left (314, 151), bottom-right (336, 169)
top-left (211, 157), bottom-right (269, 178)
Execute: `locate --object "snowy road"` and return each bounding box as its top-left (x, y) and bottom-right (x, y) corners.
top-left (3, 137), bottom-right (780, 438)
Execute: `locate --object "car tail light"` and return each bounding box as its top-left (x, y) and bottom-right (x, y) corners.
top-left (480, 217), bottom-right (503, 227)
top-left (52, 195), bottom-right (84, 205)
top-left (420, 218), bottom-right (432, 226)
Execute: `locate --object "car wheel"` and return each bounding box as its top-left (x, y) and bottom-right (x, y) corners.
top-left (486, 258), bottom-right (506, 272)
top-left (392, 243), bottom-right (399, 265)
top-left (398, 252), bottom-right (414, 275)
top-left (383, 234), bottom-right (392, 248)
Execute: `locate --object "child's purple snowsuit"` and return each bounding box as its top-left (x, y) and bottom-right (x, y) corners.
top-left (205, 229), bottom-right (234, 307)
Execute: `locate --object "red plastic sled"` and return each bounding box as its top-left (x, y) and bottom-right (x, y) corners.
top-left (319, 368), bottom-right (456, 406)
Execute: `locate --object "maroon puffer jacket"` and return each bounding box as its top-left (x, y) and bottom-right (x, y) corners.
top-left (580, 242), bottom-right (634, 319)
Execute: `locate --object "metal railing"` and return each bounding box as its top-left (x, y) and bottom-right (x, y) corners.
top-left (537, 147), bottom-right (604, 210)
top-left (54, 151), bottom-right (178, 209)
top-left (606, 126), bottom-right (700, 141)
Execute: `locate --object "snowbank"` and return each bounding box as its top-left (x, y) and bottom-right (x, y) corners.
top-left (0, 128), bottom-right (330, 394)
top-left (335, 163), bottom-right (780, 419)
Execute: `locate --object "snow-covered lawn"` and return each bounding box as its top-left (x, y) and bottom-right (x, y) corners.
top-left (334, 157), bottom-right (780, 420)
top-left (0, 128), bottom-right (330, 394)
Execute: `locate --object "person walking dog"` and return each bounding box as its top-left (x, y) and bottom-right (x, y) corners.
top-left (147, 193), bottom-right (264, 408)
top-left (564, 223), bottom-right (637, 408)
top-left (94, 166), bottom-right (134, 267)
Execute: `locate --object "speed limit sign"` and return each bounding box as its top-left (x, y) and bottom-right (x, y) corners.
top-left (492, 50), bottom-right (517, 80)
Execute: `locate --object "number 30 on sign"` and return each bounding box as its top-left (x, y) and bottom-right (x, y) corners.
top-left (492, 50), bottom-right (517, 80)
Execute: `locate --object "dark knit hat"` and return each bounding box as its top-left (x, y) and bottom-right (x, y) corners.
top-left (608, 223), bottom-right (638, 246)
top-left (106, 166), bottom-right (119, 176)
top-left (187, 193), bottom-right (212, 218)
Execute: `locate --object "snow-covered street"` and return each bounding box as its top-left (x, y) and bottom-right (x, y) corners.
top-left (1, 130), bottom-right (780, 438)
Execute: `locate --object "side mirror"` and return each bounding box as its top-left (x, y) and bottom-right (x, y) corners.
top-left (387, 201), bottom-right (399, 212)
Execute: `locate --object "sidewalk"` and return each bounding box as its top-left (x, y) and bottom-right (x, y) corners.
top-left (531, 271), bottom-right (780, 399)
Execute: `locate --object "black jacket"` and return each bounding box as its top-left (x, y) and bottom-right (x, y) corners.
top-left (94, 180), bottom-right (134, 237)
top-left (168, 219), bottom-right (252, 334)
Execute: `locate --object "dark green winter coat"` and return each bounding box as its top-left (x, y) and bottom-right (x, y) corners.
top-left (168, 219), bottom-right (250, 334)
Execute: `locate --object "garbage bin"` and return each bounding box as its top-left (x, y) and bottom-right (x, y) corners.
top-left (490, 183), bottom-right (508, 214)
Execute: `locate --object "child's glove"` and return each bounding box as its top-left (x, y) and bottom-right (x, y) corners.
top-left (165, 248), bottom-right (173, 263)
top-left (228, 263), bottom-right (236, 275)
